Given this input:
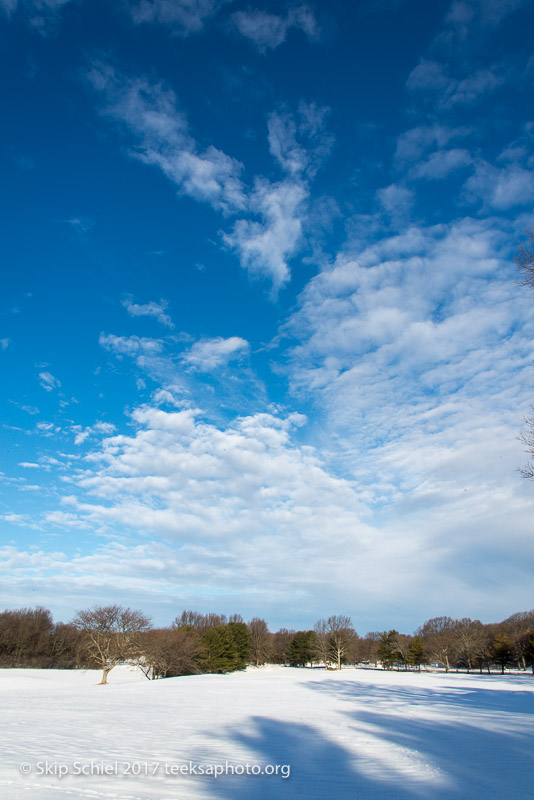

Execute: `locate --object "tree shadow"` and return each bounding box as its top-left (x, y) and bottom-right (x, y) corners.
top-left (197, 676), bottom-right (534, 799)
top-left (295, 676), bottom-right (534, 798)
top-left (303, 674), bottom-right (534, 714)
top-left (202, 715), bottom-right (451, 799)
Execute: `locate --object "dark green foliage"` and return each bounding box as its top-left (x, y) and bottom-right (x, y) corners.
top-left (490, 633), bottom-right (514, 674)
top-left (286, 631), bottom-right (315, 667)
top-left (200, 625), bottom-right (239, 673)
top-left (378, 630), bottom-right (402, 670)
top-left (407, 635), bottom-right (425, 670)
top-left (227, 621), bottom-right (250, 670)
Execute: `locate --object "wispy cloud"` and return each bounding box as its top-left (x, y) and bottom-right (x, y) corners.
top-left (99, 333), bottom-right (164, 358)
top-left (181, 335), bottom-right (249, 371)
top-left (87, 64), bottom-right (323, 290)
top-left (87, 63), bottom-right (246, 213)
top-left (63, 217), bottom-right (94, 236)
top-left (435, 0), bottom-right (530, 53)
top-left (122, 296), bottom-right (174, 328)
top-left (409, 148), bottom-right (472, 180)
top-left (395, 124), bottom-right (471, 165)
top-left (268, 102), bottom-right (333, 179)
top-left (0, 0), bottom-right (73, 32)
top-left (38, 371), bottom-right (61, 392)
top-left (72, 421), bottom-right (116, 446)
top-left (464, 160), bottom-right (534, 209)
top-left (232, 5), bottom-right (319, 53)
top-left (224, 178), bottom-right (307, 292)
top-left (376, 184), bottom-right (414, 228)
top-left (283, 216), bottom-right (534, 460)
top-left (407, 59), bottom-right (504, 108)
top-left (128, 0), bottom-right (230, 36)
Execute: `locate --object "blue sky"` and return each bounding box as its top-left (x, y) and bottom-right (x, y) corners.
top-left (1, 0), bottom-right (534, 634)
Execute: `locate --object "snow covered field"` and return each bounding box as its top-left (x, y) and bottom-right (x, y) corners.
top-left (0, 665), bottom-right (532, 800)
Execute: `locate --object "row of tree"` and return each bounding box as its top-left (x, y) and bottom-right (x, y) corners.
top-left (0, 606), bottom-right (533, 683)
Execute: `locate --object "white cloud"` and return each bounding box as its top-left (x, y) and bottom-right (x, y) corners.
top-left (87, 63), bottom-right (246, 214)
top-left (122, 296), bottom-right (174, 328)
top-left (232, 5), bottom-right (319, 53)
top-left (182, 336), bottom-right (250, 371)
top-left (88, 64), bottom-right (312, 289)
top-left (444, 0), bottom-right (527, 33)
top-left (376, 184), bottom-right (414, 227)
top-left (6, 382), bottom-right (534, 623)
top-left (407, 60), bottom-right (504, 108)
top-left (38, 371), bottom-right (61, 392)
top-left (224, 178), bottom-right (307, 291)
top-left (72, 422), bottom-right (116, 446)
top-left (0, 0), bottom-right (72, 25)
top-left (410, 148), bottom-right (472, 180)
top-left (266, 217), bottom-right (534, 624)
top-left (0, 338), bottom-right (9, 350)
top-left (99, 333), bottom-right (164, 358)
top-left (464, 160), bottom-right (534, 209)
top-left (0, 513), bottom-right (41, 530)
top-left (128, 0), bottom-right (228, 35)
top-left (44, 510), bottom-right (88, 528)
top-left (64, 217), bottom-right (94, 235)
top-left (395, 124), bottom-right (470, 164)
top-left (284, 216), bottom-right (534, 464)
top-left (267, 102), bottom-right (333, 178)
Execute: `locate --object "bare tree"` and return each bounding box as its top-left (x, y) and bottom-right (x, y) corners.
top-left (353, 632), bottom-right (381, 666)
top-left (312, 619), bottom-right (333, 668)
top-left (72, 605), bottom-right (151, 684)
top-left (0, 607), bottom-right (54, 667)
top-left (270, 628), bottom-right (295, 665)
top-left (417, 616), bottom-right (457, 672)
top-left (312, 616), bottom-right (355, 669)
top-left (500, 610), bottom-right (534, 670)
top-left (139, 627), bottom-right (200, 679)
top-left (247, 617), bottom-right (270, 667)
top-left (326, 615), bottom-right (355, 670)
top-left (174, 610), bottom-right (227, 631)
top-left (455, 618), bottom-right (486, 672)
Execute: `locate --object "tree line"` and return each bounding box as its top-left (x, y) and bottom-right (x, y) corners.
top-left (0, 605), bottom-right (533, 683)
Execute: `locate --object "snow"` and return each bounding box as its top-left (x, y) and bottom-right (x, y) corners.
top-left (0, 665), bottom-right (532, 799)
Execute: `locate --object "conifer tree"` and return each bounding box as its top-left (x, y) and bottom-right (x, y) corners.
top-left (286, 631), bottom-right (315, 667)
top-left (200, 625), bottom-right (239, 673)
top-left (407, 635), bottom-right (425, 671)
top-left (490, 633), bottom-right (514, 674)
top-left (227, 621), bottom-right (250, 670)
top-left (378, 630), bottom-right (402, 670)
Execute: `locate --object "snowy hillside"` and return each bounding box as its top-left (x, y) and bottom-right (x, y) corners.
top-left (1, 665), bottom-right (532, 799)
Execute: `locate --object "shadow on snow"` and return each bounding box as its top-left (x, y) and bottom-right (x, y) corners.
top-left (202, 677), bottom-right (533, 800)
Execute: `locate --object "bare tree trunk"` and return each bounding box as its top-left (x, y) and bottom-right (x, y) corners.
top-left (99, 665), bottom-right (112, 684)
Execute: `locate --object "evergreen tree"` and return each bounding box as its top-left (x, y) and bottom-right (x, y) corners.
top-left (407, 636), bottom-right (425, 670)
top-left (200, 625), bottom-right (239, 673)
top-left (490, 633), bottom-right (514, 674)
top-left (227, 621), bottom-right (250, 670)
top-left (286, 631), bottom-right (315, 667)
top-left (378, 630), bottom-right (402, 670)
